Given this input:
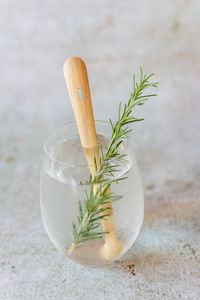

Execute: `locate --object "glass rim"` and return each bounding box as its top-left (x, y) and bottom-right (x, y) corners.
top-left (43, 120), bottom-right (111, 168)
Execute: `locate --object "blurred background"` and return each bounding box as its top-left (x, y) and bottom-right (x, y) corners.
top-left (1, 0), bottom-right (200, 299)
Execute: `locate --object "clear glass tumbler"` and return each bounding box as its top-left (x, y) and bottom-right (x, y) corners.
top-left (40, 121), bottom-right (144, 265)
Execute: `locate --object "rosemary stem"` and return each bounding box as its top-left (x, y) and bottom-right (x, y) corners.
top-left (82, 212), bottom-right (89, 226)
top-left (68, 242), bottom-right (76, 255)
top-left (68, 212), bottom-right (89, 254)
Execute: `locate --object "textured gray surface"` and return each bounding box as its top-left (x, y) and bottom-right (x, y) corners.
top-left (1, 0), bottom-right (200, 299)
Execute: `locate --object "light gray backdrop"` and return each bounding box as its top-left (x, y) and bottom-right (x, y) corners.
top-left (1, 1), bottom-right (200, 299)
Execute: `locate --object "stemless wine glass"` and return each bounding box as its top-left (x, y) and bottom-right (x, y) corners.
top-left (40, 121), bottom-right (144, 266)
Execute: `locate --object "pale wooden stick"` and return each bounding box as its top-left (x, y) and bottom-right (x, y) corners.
top-left (63, 57), bottom-right (122, 259)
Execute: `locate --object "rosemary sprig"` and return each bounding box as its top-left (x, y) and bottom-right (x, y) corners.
top-left (68, 68), bottom-right (158, 254)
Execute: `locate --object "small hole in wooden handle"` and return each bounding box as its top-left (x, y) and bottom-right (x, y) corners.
top-left (77, 88), bottom-right (83, 102)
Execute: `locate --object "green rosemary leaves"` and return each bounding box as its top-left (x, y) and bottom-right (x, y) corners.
top-left (68, 68), bottom-right (158, 254)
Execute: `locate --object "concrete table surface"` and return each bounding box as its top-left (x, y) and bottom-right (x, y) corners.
top-left (1, 0), bottom-right (200, 299)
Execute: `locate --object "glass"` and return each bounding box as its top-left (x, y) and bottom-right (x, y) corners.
top-left (40, 121), bottom-right (144, 265)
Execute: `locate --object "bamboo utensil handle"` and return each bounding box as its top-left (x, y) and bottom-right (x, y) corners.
top-left (63, 57), bottom-right (122, 259)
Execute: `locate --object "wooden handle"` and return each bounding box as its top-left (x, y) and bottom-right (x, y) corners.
top-left (63, 57), bottom-right (97, 149)
top-left (63, 57), bottom-right (122, 260)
